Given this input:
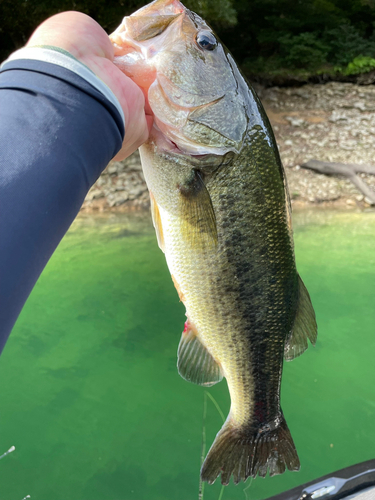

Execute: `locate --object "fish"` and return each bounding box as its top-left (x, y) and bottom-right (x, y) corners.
top-left (110, 0), bottom-right (317, 485)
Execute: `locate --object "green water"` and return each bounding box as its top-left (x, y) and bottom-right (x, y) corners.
top-left (1, 209), bottom-right (375, 500)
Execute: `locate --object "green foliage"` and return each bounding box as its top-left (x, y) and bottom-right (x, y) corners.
top-left (0, 0), bottom-right (236, 63)
top-left (279, 32), bottom-right (330, 69)
top-left (219, 0), bottom-right (375, 78)
top-left (323, 24), bottom-right (375, 66)
top-left (2, 0), bottom-right (375, 79)
top-left (344, 55), bottom-right (375, 74)
top-left (0, 0), bottom-right (146, 62)
top-left (184, 0), bottom-right (237, 28)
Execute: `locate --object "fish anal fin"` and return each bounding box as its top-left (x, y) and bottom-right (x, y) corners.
top-left (178, 169), bottom-right (218, 250)
top-left (177, 318), bottom-right (223, 387)
top-left (201, 414), bottom-right (300, 485)
top-left (150, 191), bottom-right (165, 253)
top-left (284, 275), bottom-right (317, 361)
top-left (171, 274), bottom-right (185, 303)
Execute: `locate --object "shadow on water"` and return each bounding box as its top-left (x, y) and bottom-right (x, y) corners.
top-left (0, 208), bottom-right (375, 500)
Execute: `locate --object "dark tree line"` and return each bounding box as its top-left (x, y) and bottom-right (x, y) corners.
top-left (221, 0), bottom-right (375, 79)
top-left (1, 0), bottom-right (375, 79)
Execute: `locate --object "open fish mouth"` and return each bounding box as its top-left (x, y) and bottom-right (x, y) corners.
top-left (110, 2), bottom-right (246, 161)
top-left (151, 125), bottom-right (235, 168)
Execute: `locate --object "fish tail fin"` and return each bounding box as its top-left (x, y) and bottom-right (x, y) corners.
top-left (200, 415), bottom-right (300, 485)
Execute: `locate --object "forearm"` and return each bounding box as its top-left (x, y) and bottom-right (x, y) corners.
top-left (0, 54), bottom-right (124, 352)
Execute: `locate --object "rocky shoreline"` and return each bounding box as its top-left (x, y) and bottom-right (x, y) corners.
top-left (81, 152), bottom-right (149, 212)
top-left (81, 81), bottom-right (375, 213)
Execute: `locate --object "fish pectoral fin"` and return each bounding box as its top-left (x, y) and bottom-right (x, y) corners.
top-left (177, 319), bottom-right (223, 387)
top-left (178, 169), bottom-right (218, 250)
top-left (150, 191), bottom-right (165, 253)
top-left (284, 275), bottom-right (317, 361)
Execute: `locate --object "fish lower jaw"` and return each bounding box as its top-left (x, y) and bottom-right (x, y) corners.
top-left (153, 123), bottom-right (214, 155)
top-left (151, 124), bottom-right (232, 168)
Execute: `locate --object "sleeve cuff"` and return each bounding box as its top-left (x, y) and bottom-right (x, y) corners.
top-left (1, 46), bottom-right (125, 130)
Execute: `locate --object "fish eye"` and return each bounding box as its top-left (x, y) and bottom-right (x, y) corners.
top-left (195, 30), bottom-right (217, 51)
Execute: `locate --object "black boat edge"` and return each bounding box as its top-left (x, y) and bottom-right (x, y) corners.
top-left (266, 459), bottom-right (375, 500)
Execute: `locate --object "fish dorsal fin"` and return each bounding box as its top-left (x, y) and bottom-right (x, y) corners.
top-left (178, 169), bottom-right (218, 250)
top-left (284, 275), bottom-right (317, 361)
top-left (150, 191), bottom-right (165, 253)
top-left (178, 319), bottom-right (223, 386)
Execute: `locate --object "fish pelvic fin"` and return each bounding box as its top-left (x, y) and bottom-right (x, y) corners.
top-left (284, 274), bottom-right (317, 361)
top-left (177, 319), bottom-right (223, 387)
top-left (201, 415), bottom-right (300, 485)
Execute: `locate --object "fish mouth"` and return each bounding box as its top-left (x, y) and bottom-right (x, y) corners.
top-left (131, 0), bottom-right (186, 18)
top-left (110, 1), bottom-right (185, 57)
top-left (152, 126), bottom-right (235, 168)
top-left (110, 0), bottom-right (245, 164)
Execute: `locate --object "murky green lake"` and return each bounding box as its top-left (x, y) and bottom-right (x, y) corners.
top-left (1, 209), bottom-right (375, 500)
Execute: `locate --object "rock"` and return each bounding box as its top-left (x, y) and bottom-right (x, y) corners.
top-left (96, 177), bottom-right (107, 187)
top-left (128, 185), bottom-right (145, 199)
top-left (86, 189), bottom-right (104, 201)
top-left (108, 194), bottom-right (129, 207)
top-left (353, 101), bottom-right (367, 111)
top-left (107, 164), bottom-right (119, 175)
top-left (329, 111), bottom-right (348, 123)
top-left (294, 89), bottom-right (310, 99)
top-left (356, 69), bottom-right (375, 85)
top-left (83, 81), bottom-right (375, 211)
top-left (340, 140), bottom-right (357, 150)
top-left (285, 116), bottom-right (305, 127)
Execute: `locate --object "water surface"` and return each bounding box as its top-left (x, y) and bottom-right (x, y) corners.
top-left (0, 209), bottom-right (374, 500)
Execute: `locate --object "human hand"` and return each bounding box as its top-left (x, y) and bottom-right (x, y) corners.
top-left (26, 11), bottom-right (153, 160)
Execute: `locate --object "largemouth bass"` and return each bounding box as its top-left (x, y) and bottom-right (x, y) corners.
top-left (111, 0), bottom-right (317, 485)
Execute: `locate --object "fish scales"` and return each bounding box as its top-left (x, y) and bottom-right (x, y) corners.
top-left (205, 129), bottom-right (298, 426)
top-left (111, 0), bottom-right (317, 485)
